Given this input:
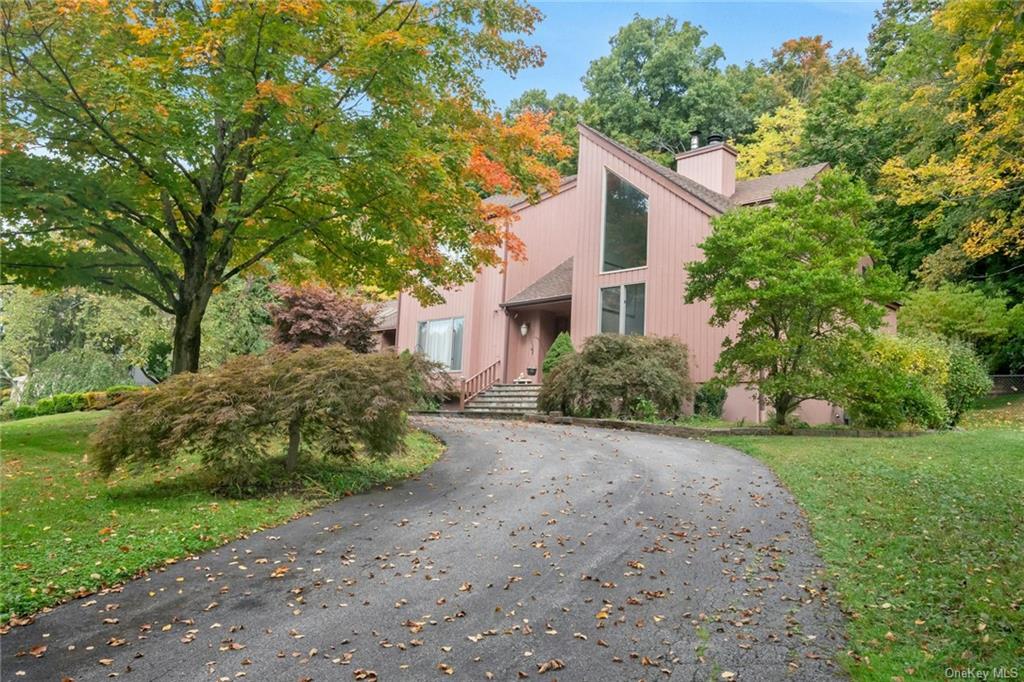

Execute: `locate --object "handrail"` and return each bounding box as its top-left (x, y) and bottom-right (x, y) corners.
top-left (460, 360), bottom-right (501, 408)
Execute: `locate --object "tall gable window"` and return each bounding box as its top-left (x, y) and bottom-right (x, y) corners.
top-left (602, 170), bottom-right (648, 272)
top-left (416, 317), bottom-right (463, 371)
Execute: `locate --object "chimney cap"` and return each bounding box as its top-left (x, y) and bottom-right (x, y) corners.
top-left (707, 132), bottom-right (724, 144)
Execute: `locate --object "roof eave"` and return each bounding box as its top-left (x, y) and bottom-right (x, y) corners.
top-left (500, 294), bottom-right (573, 310)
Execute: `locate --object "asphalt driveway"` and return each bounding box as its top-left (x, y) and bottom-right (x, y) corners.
top-left (2, 418), bottom-right (846, 681)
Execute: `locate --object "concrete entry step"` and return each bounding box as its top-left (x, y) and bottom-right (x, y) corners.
top-left (465, 383), bottom-right (541, 413)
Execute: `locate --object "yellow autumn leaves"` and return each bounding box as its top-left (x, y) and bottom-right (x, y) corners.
top-left (880, 0), bottom-right (1024, 263)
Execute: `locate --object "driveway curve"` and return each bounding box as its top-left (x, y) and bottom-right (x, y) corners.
top-left (3, 418), bottom-right (846, 681)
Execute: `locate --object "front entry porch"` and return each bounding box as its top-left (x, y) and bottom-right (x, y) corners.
top-left (503, 299), bottom-right (570, 384)
top-left (500, 257), bottom-right (575, 385)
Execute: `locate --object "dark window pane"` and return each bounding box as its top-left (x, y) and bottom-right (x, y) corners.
top-left (600, 286), bottom-right (620, 334)
top-left (623, 284), bottom-right (645, 335)
top-left (450, 317), bottom-right (463, 371)
top-left (602, 172), bottom-right (648, 271)
top-left (416, 322), bottom-right (426, 353)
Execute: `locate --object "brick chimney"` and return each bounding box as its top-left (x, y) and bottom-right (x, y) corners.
top-left (675, 131), bottom-right (736, 196)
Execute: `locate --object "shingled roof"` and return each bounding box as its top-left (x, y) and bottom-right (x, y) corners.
top-left (485, 175), bottom-right (578, 209)
top-left (486, 127), bottom-right (827, 218)
top-left (502, 257), bottom-right (573, 308)
top-left (732, 163), bottom-right (830, 206)
top-left (371, 299), bottom-right (398, 331)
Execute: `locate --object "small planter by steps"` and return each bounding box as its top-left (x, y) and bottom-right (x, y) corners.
top-left (464, 383), bottom-right (541, 414)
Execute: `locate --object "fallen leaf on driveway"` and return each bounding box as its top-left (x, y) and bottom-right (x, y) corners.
top-left (537, 659), bottom-right (565, 673)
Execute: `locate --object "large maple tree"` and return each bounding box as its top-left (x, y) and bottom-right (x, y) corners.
top-left (1, 0), bottom-right (567, 373)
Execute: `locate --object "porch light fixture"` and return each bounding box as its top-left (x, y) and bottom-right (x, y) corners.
top-left (520, 322), bottom-right (529, 337)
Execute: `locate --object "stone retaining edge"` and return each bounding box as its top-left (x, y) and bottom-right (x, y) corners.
top-left (410, 410), bottom-right (928, 438)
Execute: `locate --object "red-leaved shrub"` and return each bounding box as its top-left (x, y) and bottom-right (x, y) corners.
top-left (269, 284), bottom-right (377, 352)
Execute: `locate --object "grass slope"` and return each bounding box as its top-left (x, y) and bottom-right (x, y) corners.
top-left (0, 411), bottom-right (443, 621)
top-left (718, 414), bottom-right (1023, 680)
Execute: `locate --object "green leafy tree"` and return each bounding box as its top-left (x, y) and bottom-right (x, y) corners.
top-left (201, 276), bottom-right (275, 370)
top-left (685, 170), bottom-right (901, 425)
top-left (80, 293), bottom-right (174, 381)
top-left (993, 304), bottom-right (1024, 374)
top-left (22, 348), bottom-right (131, 403)
top-left (897, 283), bottom-right (1011, 367)
top-left (0, 287), bottom-right (85, 378)
top-left (91, 346), bottom-right (423, 491)
top-left (866, 0), bottom-right (944, 72)
top-left (581, 16), bottom-right (772, 160)
top-left (797, 60), bottom-right (875, 178)
top-left (837, 334), bottom-right (951, 430)
top-left (2, 0), bottom-right (567, 374)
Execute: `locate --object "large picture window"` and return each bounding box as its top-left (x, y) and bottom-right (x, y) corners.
top-left (416, 317), bottom-right (464, 370)
top-left (599, 283), bottom-right (645, 335)
top-left (602, 170), bottom-right (648, 272)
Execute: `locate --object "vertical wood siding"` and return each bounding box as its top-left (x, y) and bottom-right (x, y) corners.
top-left (676, 148), bottom-right (735, 196)
top-left (570, 134), bottom-right (743, 385)
top-left (394, 186), bottom-right (579, 381)
top-left (504, 186), bottom-right (580, 300)
top-left (395, 265), bottom-right (504, 380)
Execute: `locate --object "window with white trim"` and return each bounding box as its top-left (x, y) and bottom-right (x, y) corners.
top-left (602, 170), bottom-right (649, 272)
top-left (416, 317), bottom-right (464, 370)
top-left (599, 283), bottom-right (645, 335)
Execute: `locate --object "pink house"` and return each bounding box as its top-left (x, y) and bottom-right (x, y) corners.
top-left (380, 124), bottom-right (879, 423)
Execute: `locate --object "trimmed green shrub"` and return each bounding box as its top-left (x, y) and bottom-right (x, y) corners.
top-left (91, 346), bottom-right (425, 495)
top-left (538, 335), bottom-right (693, 420)
top-left (12, 404), bottom-right (36, 420)
top-left (23, 349), bottom-right (130, 403)
top-left (694, 381), bottom-right (728, 417)
top-left (51, 393), bottom-right (88, 414)
top-left (33, 397), bottom-right (56, 416)
top-left (542, 332), bottom-right (575, 375)
top-left (942, 339), bottom-right (993, 424)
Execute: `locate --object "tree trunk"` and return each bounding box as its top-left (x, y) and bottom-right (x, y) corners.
top-left (171, 314), bottom-right (202, 374)
top-left (285, 415), bottom-right (302, 473)
top-left (170, 284), bottom-right (214, 374)
top-left (773, 396), bottom-right (794, 426)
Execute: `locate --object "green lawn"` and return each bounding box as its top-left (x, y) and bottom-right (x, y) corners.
top-left (718, 406), bottom-right (1023, 681)
top-left (0, 411), bottom-right (443, 622)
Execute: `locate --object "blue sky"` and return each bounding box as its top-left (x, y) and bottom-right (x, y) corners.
top-left (481, 1), bottom-right (883, 110)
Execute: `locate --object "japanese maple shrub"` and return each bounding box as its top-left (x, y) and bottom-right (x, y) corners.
top-left (269, 284), bottom-right (378, 352)
top-left (91, 347), bottom-right (422, 494)
top-left (538, 335), bottom-right (693, 419)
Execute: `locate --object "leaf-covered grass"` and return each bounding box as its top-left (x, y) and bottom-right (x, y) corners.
top-left (960, 393), bottom-right (1024, 430)
top-left (0, 411), bottom-right (443, 622)
top-left (717, 423), bottom-right (1024, 680)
